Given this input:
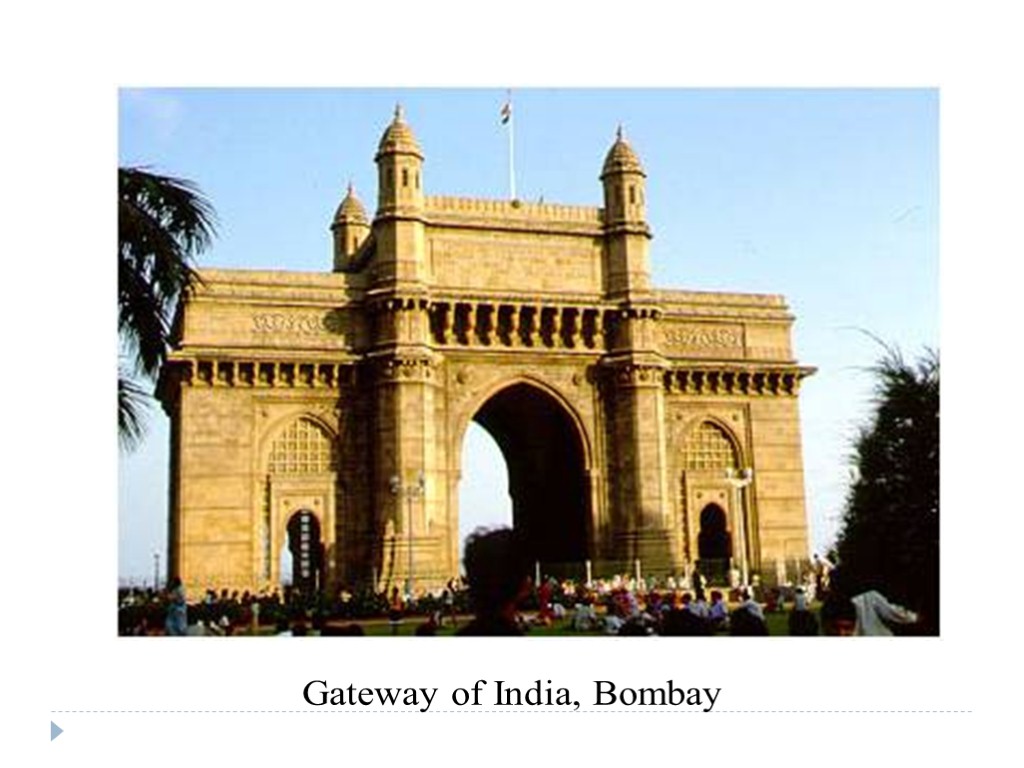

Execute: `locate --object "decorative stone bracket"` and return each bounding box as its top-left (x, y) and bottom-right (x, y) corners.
top-left (165, 358), bottom-right (358, 390)
top-left (372, 354), bottom-right (436, 382)
top-left (664, 366), bottom-right (814, 396)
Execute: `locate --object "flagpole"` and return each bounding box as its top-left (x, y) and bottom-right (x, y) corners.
top-left (507, 91), bottom-right (516, 200)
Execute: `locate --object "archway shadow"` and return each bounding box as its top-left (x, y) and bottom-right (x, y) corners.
top-left (469, 382), bottom-right (590, 572)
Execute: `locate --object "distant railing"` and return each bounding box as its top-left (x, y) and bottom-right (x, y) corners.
top-left (120, 556), bottom-right (813, 602)
top-left (529, 557), bottom-right (813, 591)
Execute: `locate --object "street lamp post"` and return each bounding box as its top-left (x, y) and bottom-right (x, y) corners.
top-left (390, 471), bottom-right (426, 600)
top-left (725, 467), bottom-right (754, 587)
top-left (153, 552), bottom-right (160, 590)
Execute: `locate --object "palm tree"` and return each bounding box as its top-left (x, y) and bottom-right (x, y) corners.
top-left (119, 167), bottom-right (216, 450)
top-left (835, 344), bottom-right (939, 632)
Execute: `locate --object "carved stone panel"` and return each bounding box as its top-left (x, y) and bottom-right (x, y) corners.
top-left (662, 322), bottom-right (745, 359)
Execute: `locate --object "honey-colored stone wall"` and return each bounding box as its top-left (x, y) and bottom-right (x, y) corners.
top-left (748, 397), bottom-right (811, 571)
top-left (174, 386), bottom-right (257, 591)
top-left (428, 229), bottom-right (604, 295)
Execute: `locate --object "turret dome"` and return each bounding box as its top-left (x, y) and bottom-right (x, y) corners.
top-left (376, 104), bottom-right (423, 160)
top-left (601, 126), bottom-right (645, 179)
top-left (333, 182), bottom-right (368, 224)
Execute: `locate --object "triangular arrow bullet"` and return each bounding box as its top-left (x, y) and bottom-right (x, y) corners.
top-left (51, 721), bottom-right (63, 741)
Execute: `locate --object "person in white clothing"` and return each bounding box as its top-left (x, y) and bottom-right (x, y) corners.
top-left (851, 590), bottom-right (918, 636)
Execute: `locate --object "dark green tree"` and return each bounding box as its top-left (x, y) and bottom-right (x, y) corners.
top-left (119, 167), bottom-right (215, 450)
top-left (835, 345), bottom-right (939, 633)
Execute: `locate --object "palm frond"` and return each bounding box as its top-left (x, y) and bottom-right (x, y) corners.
top-left (119, 370), bottom-right (151, 452)
top-left (118, 166), bottom-right (216, 443)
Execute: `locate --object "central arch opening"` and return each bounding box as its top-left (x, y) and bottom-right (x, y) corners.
top-left (459, 382), bottom-right (590, 574)
top-left (459, 423), bottom-right (512, 555)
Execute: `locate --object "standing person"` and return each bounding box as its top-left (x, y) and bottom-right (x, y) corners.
top-left (788, 587), bottom-right (819, 635)
top-left (457, 527), bottom-right (532, 636)
top-left (442, 579), bottom-right (458, 627)
top-left (537, 576), bottom-right (555, 625)
top-left (813, 554), bottom-right (833, 596)
top-left (691, 566), bottom-right (706, 602)
top-left (388, 586), bottom-right (404, 636)
top-left (164, 576), bottom-right (188, 636)
top-left (728, 564), bottom-right (741, 590)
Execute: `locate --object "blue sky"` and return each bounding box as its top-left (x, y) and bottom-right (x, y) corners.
top-left (118, 88), bottom-right (938, 583)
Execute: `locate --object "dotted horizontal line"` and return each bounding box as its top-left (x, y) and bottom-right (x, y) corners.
top-left (51, 712), bottom-right (970, 720)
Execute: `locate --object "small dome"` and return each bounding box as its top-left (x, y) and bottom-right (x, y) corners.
top-left (376, 104), bottom-right (423, 160)
top-left (601, 125), bottom-right (645, 178)
top-left (333, 183), bottom-right (368, 224)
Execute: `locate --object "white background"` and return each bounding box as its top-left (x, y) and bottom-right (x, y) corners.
top-left (3, 1), bottom-right (1019, 765)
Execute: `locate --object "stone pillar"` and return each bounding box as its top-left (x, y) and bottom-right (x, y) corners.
top-left (605, 359), bottom-right (672, 572)
top-left (371, 349), bottom-right (445, 592)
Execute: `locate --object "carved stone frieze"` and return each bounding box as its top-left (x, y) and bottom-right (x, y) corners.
top-left (662, 323), bottom-right (743, 354)
top-left (251, 310), bottom-right (347, 337)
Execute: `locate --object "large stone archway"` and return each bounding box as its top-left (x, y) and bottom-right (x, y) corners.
top-left (160, 107), bottom-right (815, 594)
top-left (464, 381), bottom-right (591, 569)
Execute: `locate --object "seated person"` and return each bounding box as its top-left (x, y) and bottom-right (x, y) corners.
top-left (729, 607), bottom-right (768, 636)
top-left (708, 590), bottom-right (729, 631)
top-left (661, 608), bottom-right (712, 636)
top-left (571, 602), bottom-right (597, 631)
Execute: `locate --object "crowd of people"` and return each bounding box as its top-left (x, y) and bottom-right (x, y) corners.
top-left (119, 530), bottom-right (922, 637)
top-left (117, 578), bottom-right (469, 637)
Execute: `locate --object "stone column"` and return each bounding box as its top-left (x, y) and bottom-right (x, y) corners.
top-left (372, 350), bottom-right (445, 592)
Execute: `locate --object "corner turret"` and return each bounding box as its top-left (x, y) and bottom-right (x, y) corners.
top-left (331, 182), bottom-right (370, 271)
top-left (601, 127), bottom-right (652, 298)
top-left (370, 105), bottom-right (428, 289)
top-left (375, 104), bottom-right (425, 218)
top-left (602, 125), bottom-right (648, 228)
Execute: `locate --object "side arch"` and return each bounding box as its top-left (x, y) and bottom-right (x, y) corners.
top-left (257, 413), bottom-right (340, 590)
top-left (259, 411), bottom-right (339, 468)
top-left (676, 416), bottom-right (749, 576)
top-left (678, 415), bottom-right (745, 470)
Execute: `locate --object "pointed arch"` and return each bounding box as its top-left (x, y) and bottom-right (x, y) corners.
top-left (681, 418), bottom-right (742, 471)
top-left (257, 414), bottom-right (340, 592)
top-left (264, 415), bottom-right (338, 475)
top-left (454, 375), bottom-right (594, 569)
top-left (456, 374), bottom-right (593, 471)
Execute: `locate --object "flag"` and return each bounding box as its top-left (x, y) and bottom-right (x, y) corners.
top-left (500, 99), bottom-right (512, 125)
